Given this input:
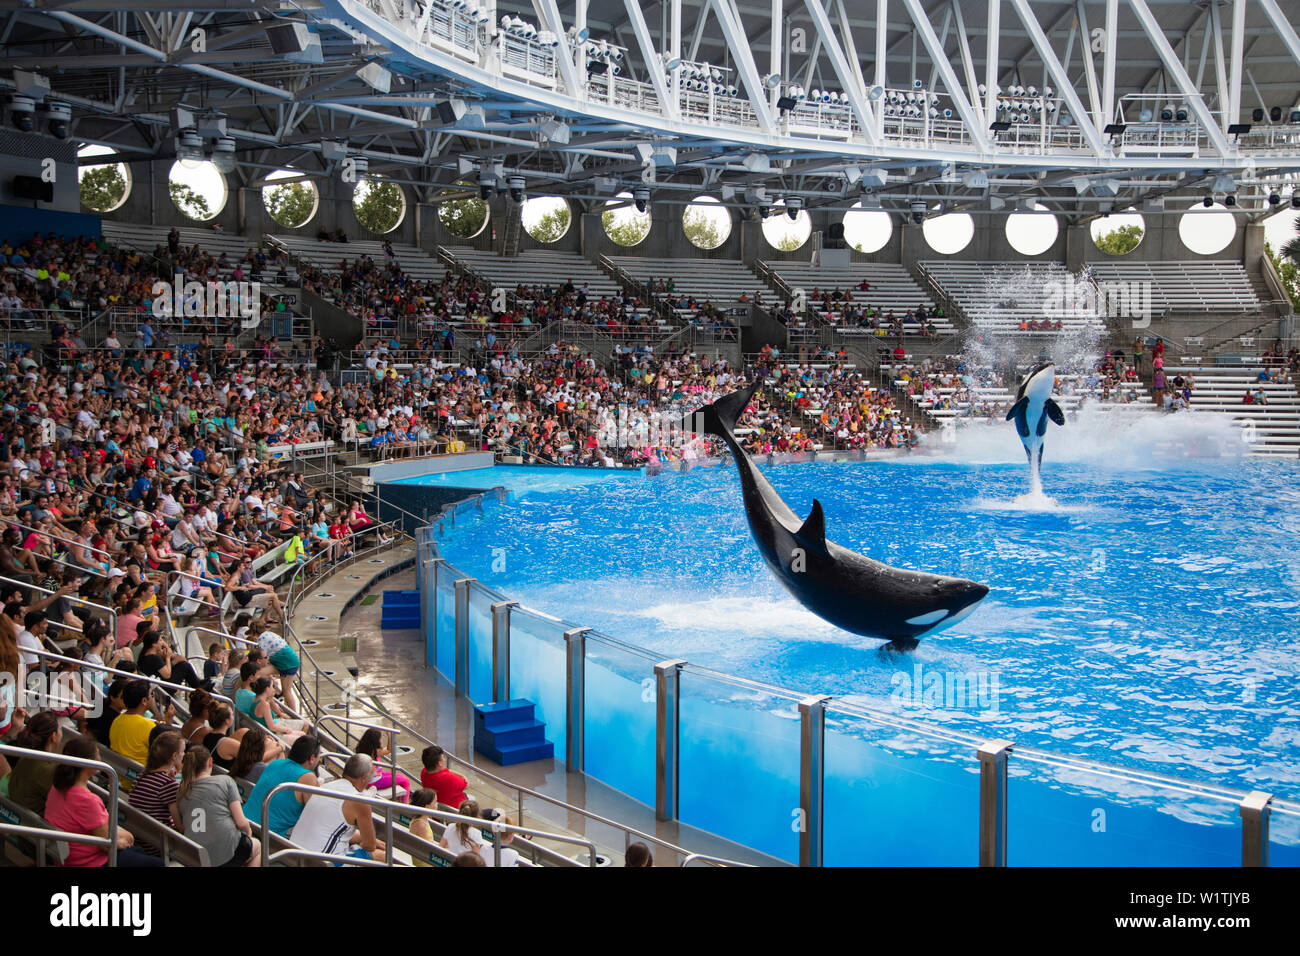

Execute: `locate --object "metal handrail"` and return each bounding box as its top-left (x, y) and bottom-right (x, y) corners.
top-left (314, 713), bottom-right (402, 803)
top-left (25, 645), bottom-right (237, 714)
top-left (0, 573), bottom-right (118, 634)
top-left (0, 742), bottom-right (121, 866)
top-left (5, 520), bottom-right (113, 560)
top-left (260, 781), bottom-right (597, 867)
top-left (681, 852), bottom-right (756, 868)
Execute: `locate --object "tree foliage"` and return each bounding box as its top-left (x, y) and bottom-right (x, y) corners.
top-left (1266, 240), bottom-right (1300, 311)
top-left (437, 181), bottom-right (489, 238)
top-left (1094, 223), bottom-right (1144, 255)
top-left (353, 179), bottom-right (405, 234)
top-left (170, 180), bottom-right (211, 220)
top-left (1278, 215), bottom-right (1300, 269)
top-left (263, 180), bottom-right (317, 229)
top-left (683, 206), bottom-right (727, 249)
top-left (602, 204), bottom-right (651, 246)
top-left (527, 203), bottom-right (571, 242)
top-left (79, 164), bottom-right (127, 212)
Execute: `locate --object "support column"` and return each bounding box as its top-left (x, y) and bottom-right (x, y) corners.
top-left (1240, 791), bottom-right (1273, 867)
top-left (490, 600), bottom-right (516, 703)
top-left (798, 694), bottom-right (831, 867)
top-left (977, 739), bottom-right (1013, 866)
top-left (453, 577), bottom-right (475, 697)
top-left (564, 627), bottom-right (591, 772)
top-left (655, 659), bottom-right (686, 821)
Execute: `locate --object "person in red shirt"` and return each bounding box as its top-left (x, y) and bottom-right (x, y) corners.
top-left (419, 744), bottom-right (468, 808)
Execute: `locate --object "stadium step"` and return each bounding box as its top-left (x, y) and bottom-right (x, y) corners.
top-left (380, 589), bottom-right (421, 629)
top-left (474, 699), bottom-right (554, 766)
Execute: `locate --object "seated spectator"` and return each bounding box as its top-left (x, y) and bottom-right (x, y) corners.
top-left (177, 744), bottom-right (260, 867)
top-left (230, 724), bottom-right (277, 783)
top-left (355, 728), bottom-right (412, 802)
top-left (5, 711), bottom-right (62, 814)
top-left (288, 752), bottom-right (387, 864)
top-left (439, 799), bottom-right (484, 857)
top-left (109, 679), bottom-right (175, 769)
top-left (625, 842), bottom-right (654, 867)
top-left (127, 731), bottom-right (185, 856)
top-left (419, 743), bottom-right (468, 807)
top-left (243, 734), bottom-right (322, 837)
top-left (44, 735), bottom-right (163, 867)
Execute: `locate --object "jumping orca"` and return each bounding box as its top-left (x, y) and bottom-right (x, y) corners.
top-left (687, 384), bottom-right (989, 649)
top-left (1005, 362), bottom-right (1065, 467)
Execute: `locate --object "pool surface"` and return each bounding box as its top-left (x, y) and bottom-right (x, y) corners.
top-left (422, 419), bottom-right (1300, 864)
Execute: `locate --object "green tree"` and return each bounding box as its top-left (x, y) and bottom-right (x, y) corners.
top-left (170, 180), bottom-right (211, 220)
top-left (353, 179), bottom-right (405, 234)
top-left (263, 180), bottom-right (317, 228)
top-left (773, 232), bottom-right (805, 252)
top-left (437, 181), bottom-right (488, 238)
top-left (683, 206), bottom-right (725, 249)
top-left (528, 204), bottom-right (571, 242)
top-left (1094, 223), bottom-right (1144, 255)
top-left (602, 206), bottom-right (651, 246)
top-left (1265, 240), bottom-right (1300, 311)
top-left (1279, 215), bottom-right (1300, 268)
top-left (79, 164), bottom-right (127, 212)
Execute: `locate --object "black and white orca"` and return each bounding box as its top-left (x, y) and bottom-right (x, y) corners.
top-left (1005, 362), bottom-right (1065, 467)
top-left (688, 384), bottom-right (989, 650)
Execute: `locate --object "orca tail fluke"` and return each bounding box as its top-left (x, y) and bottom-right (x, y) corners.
top-left (686, 381), bottom-right (759, 438)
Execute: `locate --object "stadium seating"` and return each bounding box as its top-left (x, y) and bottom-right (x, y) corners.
top-left (918, 260), bottom-right (1107, 334)
top-left (1162, 365), bottom-right (1300, 457)
top-left (1086, 261), bottom-right (1262, 315)
top-left (760, 260), bottom-right (952, 335)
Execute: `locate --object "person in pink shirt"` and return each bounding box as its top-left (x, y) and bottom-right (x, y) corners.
top-left (115, 599), bottom-right (145, 649)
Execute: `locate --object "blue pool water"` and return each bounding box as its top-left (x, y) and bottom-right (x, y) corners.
top-left (421, 426), bottom-right (1300, 864)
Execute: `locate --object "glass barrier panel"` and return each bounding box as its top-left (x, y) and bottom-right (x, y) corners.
top-left (466, 584), bottom-right (500, 705)
top-left (583, 634), bottom-right (658, 807)
top-left (678, 669), bottom-right (802, 864)
top-left (1009, 752), bottom-right (1241, 866)
top-left (823, 706), bottom-right (980, 866)
top-left (507, 607), bottom-right (568, 752)
top-left (1268, 802), bottom-right (1300, 867)
top-left (423, 569), bottom-right (436, 669)
top-left (433, 562), bottom-right (459, 680)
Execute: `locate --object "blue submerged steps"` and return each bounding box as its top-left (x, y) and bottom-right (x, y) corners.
top-left (473, 699), bottom-right (554, 766)
top-left (380, 590), bottom-right (420, 629)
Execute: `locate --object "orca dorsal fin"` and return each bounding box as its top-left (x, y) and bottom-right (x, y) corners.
top-left (795, 499), bottom-right (830, 554)
top-left (1006, 397), bottom-right (1030, 436)
top-left (1045, 398), bottom-right (1065, 426)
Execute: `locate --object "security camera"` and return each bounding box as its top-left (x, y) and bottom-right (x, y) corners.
top-left (507, 175), bottom-right (525, 202)
top-left (785, 196), bottom-right (804, 220)
top-left (910, 200), bottom-right (927, 224)
top-left (479, 173), bottom-right (495, 200)
top-left (633, 185), bottom-right (649, 213)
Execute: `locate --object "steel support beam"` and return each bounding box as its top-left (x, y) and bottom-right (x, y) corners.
top-left (534, 0), bottom-right (584, 99)
top-left (1006, 0), bottom-right (1107, 156)
top-left (1127, 0), bottom-right (1232, 155)
top-left (709, 0), bottom-right (777, 131)
top-left (1257, 0), bottom-right (1300, 74)
top-left (900, 0), bottom-right (990, 151)
top-left (803, 0), bottom-right (877, 144)
top-left (1227, 0), bottom-right (1246, 126)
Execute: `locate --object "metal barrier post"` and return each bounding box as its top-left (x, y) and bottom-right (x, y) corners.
top-left (655, 659), bottom-right (686, 822)
top-left (454, 577), bottom-right (475, 697)
top-left (421, 558), bottom-right (440, 668)
top-left (564, 627), bottom-right (590, 772)
top-left (977, 739), bottom-right (1013, 867)
top-left (427, 558), bottom-right (446, 672)
top-left (1240, 791), bottom-right (1273, 867)
top-left (491, 600), bottom-right (517, 703)
top-left (798, 694), bottom-right (831, 867)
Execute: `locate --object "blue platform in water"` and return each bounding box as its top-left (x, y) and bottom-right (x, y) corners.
top-left (474, 699), bottom-right (553, 766)
top-left (380, 590), bottom-right (420, 629)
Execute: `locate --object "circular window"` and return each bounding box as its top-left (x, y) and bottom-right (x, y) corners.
top-left (761, 201), bottom-right (812, 251)
top-left (261, 169), bottom-right (319, 229)
top-left (1005, 202), bottom-right (1060, 256)
top-left (922, 210), bottom-right (974, 254)
top-left (436, 180), bottom-right (490, 239)
top-left (1089, 208), bottom-right (1145, 255)
top-left (78, 144), bottom-right (131, 214)
top-left (522, 195), bottom-right (572, 243)
top-left (602, 191), bottom-right (652, 247)
top-left (353, 178), bottom-right (407, 235)
top-left (168, 160), bottom-right (227, 222)
top-left (842, 202), bottom-right (893, 253)
top-left (682, 195), bottom-right (732, 250)
top-left (1178, 201), bottom-right (1237, 256)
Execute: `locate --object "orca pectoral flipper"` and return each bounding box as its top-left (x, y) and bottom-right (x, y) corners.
top-left (1045, 398), bottom-right (1065, 426)
top-left (688, 382), bottom-right (760, 438)
top-left (1006, 397), bottom-right (1030, 437)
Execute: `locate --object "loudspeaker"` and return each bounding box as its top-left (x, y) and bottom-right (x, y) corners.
top-left (12, 175), bottom-right (53, 202)
top-left (435, 101), bottom-right (460, 125)
top-left (827, 222), bottom-right (845, 241)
